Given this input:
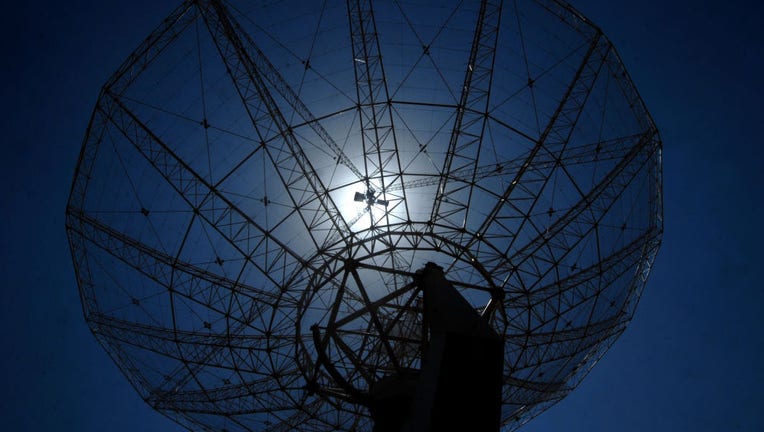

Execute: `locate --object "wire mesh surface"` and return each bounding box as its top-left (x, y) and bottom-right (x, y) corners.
top-left (66, 0), bottom-right (663, 430)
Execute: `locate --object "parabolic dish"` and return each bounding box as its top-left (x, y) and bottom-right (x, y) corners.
top-left (66, 0), bottom-right (663, 430)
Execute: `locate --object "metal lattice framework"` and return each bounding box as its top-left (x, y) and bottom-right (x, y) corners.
top-left (66, 0), bottom-right (663, 430)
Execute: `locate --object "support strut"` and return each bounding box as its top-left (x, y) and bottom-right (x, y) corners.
top-left (311, 262), bottom-right (503, 431)
top-left (369, 262), bottom-right (504, 432)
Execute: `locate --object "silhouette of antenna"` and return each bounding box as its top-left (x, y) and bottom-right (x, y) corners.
top-left (66, 1), bottom-right (662, 430)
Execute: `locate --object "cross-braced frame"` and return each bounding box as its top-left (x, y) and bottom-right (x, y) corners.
top-left (67, 0), bottom-right (663, 430)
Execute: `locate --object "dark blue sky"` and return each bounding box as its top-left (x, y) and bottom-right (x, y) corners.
top-left (1, 1), bottom-right (762, 431)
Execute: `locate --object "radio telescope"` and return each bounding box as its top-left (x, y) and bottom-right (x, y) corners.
top-left (66, 0), bottom-right (663, 431)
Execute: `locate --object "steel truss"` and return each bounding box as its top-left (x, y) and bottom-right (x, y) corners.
top-left (67, 0), bottom-right (663, 431)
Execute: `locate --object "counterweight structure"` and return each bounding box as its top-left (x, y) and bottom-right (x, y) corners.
top-left (66, 0), bottom-right (663, 431)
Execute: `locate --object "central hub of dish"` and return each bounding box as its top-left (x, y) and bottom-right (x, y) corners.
top-left (293, 226), bottom-right (501, 406)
